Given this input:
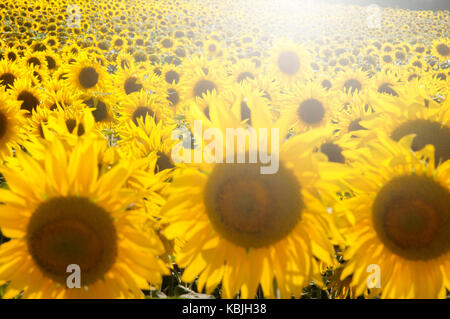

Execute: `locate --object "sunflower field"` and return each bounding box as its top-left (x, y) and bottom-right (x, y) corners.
top-left (0, 0), bottom-right (448, 299)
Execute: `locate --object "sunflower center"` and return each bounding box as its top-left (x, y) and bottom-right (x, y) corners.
top-left (27, 57), bottom-right (41, 67)
top-left (65, 119), bottom-right (85, 136)
top-left (277, 51), bottom-right (300, 75)
top-left (298, 98), bottom-right (325, 125)
top-left (167, 88), bottom-right (180, 106)
top-left (348, 118), bottom-right (367, 132)
top-left (78, 67), bottom-right (99, 89)
top-left (203, 161), bottom-right (302, 248)
top-left (194, 79), bottom-right (217, 98)
top-left (18, 90), bottom-right (39, 114)
top-left (27, 197), bottom-right (117, 286)
top-left (0, 110), bottom-right (8, 140)
top-left (0, 73), bottom-right (16, 89)
top-left (372, 175), bottom-right (450, 261)
top-left (377, 83), bottom-right (398, 96)
top-left (237, 72), bottom-right (254, 83)
top-left (132, 106), bottom-right (155, 125)
top-left (124, 77), bottom-right (143, 95)
top-left (320, 142), bottom-right (345, 163)
top-left (165, 70), bottom-right (180, 84)
top-left (391, 119), bottom-right (450, 165)
top-left (343, 79), bottom-right (362, 93)
top-left (382, 55), bottom-right (392, 63)
top-left (161, 39), bottom-right (173, 48)
top-left (436, 44), bottom-right (449, 56)
top-left (321, 79), bottom-right (332, 90)
top-left (84, 98), bottom-right (108, 122)
top-left (240, 101), bottom-right (251, 125)
top-left (45, 56), bottom-right (57, 70)
top-left (154, 151), bottom-right (175, 174)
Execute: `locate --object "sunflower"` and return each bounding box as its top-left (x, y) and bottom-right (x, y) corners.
top-left (204, 38), bottom-right (221, 57)
top-left (119, 90), bottom-right (172, 127)
top-left (332, 91), bottom-right (374, 138)
top-left (24, 105), bottom-right (54, 139)
top-left (162, 100), bottom-right (336, 298)
top-left (0, 59), bottom-right (24, 90)
top-left (247, 75), bottom-right (283, 108)
top-left (379, 52), bottom-right (395, 66)
top-left (179, 66), bottom-right (225, 102)
top-left (65, 53), bottom-right (109, 94)
top-left (334, 69), bottom-right (370, 95)
top-left (228, 59), bottom-right (259, 84)
top-left (10, 77), bottom-right (42, 115)
top-left (165, 83), bottom-right (185, 117)
top-left (0, 90), bottom-right (26, 159)
top-left (0, 137), bottom-right (168, 298)
top-left (268, 40), bottom-right (313, 85)
top-left (278, 81), bottom-right (336, 133)
top-left (161, 63), bottom-right (182, 86)
top-left (431, 38), bottom-right (450, 61)
top-left (113, 64), bottom-right (147, 96)
top-left (222, 81), bottom-right (275, 128)
top-left (41, 107), bottom-right (101, 146)
top-left (114, 65), bottom-right (166, 99)
top-left (117, 115), bottom-right (178, 177)
top-left (180, 54), bottom-right (217, 77)
top-left (335, 134), bottom-right (450, 298)
top-left (372, 68), bottom-right (402, 97)
top-left (362, 84), bottom-right (450, 166)
top-left (3, 47), bottom-right (20, 63)
top-left (81, 94), bottom-right (116, 128)
top-left (41, 83), bottom-right (85, 112)
top-left (23, 50), bottom-right (48, 71)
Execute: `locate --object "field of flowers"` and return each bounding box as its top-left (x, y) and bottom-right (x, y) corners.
top-left (0, 0), bottom-right (448, 299)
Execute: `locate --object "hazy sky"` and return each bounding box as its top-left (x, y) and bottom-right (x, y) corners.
top-left (325, 0), bottom-right (450, 10)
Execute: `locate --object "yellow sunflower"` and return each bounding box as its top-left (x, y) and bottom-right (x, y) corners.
top-left (268, 40), bottom-right (313, 85)
top-left (0, 90), bottom-right (26, 159)
top-left (431, 38), bottom-right (450, 61)
top-left (0, 137), bottom-right (168, 298)
top-left (362, 85), bottom-right (449, 166)
top-left (278, 81), bottom-right (336, 133)
top-left (335, 134), bottom-right (450, 298)
top-left (0, 59), bottom-right (24, 90)
top-left (117, 115), bottom-right (178, 176)
top-left (228, 59), bottom-right (260, 84)
top-left (10, 77), bottom-right (42, 115)
top-left (162, 100), bottom-right (336, 298)
top-left (119, 90), bottom-right (172, 127)
top-left (334, 69), bottom-right (370, 95)
top-left (179, 66), bottom-right (225, 102)
top-left (65, 53), bottom-right (110, 94)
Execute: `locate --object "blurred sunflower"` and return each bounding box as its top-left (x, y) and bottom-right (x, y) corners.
top-left (335, 69), bottom-right (370, 95)
top-left (162, 100), bottom-right (336, 298)
top-left (0, 90), bottom-right (26, 159)
top-left (268, 40), bottom-right (313, 85)
top-left (431, 38), bottom-right (450, 61)
top-left (278, 81), bottom-right (335, 133)
top-left (0, 137), bottom-right (168, 298)
top-left (336, 134), bottom-right (450, 298)
top-left (363, 87), bottom-right (450, 166)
